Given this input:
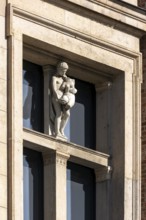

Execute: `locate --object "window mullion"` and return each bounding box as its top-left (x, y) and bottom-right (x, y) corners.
top-left (43, 151), bottom-right (70, 220)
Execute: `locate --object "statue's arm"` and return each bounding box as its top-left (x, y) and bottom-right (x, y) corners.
top-left (52, 76), bottom-right (63, 100)
top-left (52, 76), bottom-right (59, 99)
top-left (60, 81), bottom-right (66, 91)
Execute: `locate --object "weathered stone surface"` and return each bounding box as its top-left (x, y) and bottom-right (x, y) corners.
top-left (0, 111), bottom-right (7, 144)
top-left (0, 79), bottom-right (7, 111)
top-left (0, 143), bottom-right (7, 176)
top-left (0, 1), bottom-right (143, 220)
top-left (0, 207), bottom-right (7, 220)
top-left (0, 175), bottom-right (7, 208)
top-left (0, 48), bottom-right (7, 80)
top-left (0, 1), bottom-right (6, 17)
top-left (0, 16), bottom-right (7, 49)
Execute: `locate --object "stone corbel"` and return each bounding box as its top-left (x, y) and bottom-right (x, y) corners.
top-left (95, 81), bottom-right (112, 92)
top-left (95, 166), bottom-right (112, 182)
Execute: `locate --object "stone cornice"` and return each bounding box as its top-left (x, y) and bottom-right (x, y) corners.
top-left (7, 4), bottom-right (142, 59)
top-left (44, 0), bottom-right (146, 36)
top-left (6, 4), bottom-right (143, 82)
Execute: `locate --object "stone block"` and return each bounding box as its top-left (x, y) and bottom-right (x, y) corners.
top-left (0, 16), bottom-right (7, 49)
top-left (11, 0), bottom-right (65, 24)
top-left (0, 143), bottom-right (7, 175)
top-left (0, 48), bottom-right (7, 80)
top-left (0, 207), bottom-right (7, 220)
top-left (0, 175), bottom-right (7, 208)
top-left (0, 110), bottom-right (7, 144)
top-left (65, 11), bottom-right (91, 35)
top-left (0, 1), bottom-right (6, 17)
top-left (0, 79), bottom-right (6, 111)
top-left (91, 20), bottom-right (139, 52)
top-left (123, 0), bottom-right (137, 6)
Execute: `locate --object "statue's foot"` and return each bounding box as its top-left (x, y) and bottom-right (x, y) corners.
top-left (55, 132), bottom-right (62, 138)
top-left (60, 131), bottom-right (68, 139)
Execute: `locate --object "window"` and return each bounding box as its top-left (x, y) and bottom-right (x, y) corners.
top-left (22, 59), bottom-right (104, 220)
top-left (67, 162), bottom-right (95, 220)
top-left (23, 60), bottom-right (44, 132)
top-left (23, 148), bottom-right (44, 220)
top-left (23, 61), bottom-right (96, 149)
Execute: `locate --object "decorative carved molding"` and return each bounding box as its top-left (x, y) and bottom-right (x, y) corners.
top-left (56, 151), bottom-right (70, 166)
top-left (43, 151), bottom-right (70, 166)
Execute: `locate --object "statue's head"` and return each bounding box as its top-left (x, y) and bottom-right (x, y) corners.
top-left (57, 62), bottom-right (69, 76)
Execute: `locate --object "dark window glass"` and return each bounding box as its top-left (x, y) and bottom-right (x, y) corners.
top-left (67, 162), bottom-right (95, 220)
top-left (23, 148), bottom-right (44, 220)
top-left (23, 60), bottom-right (44, 132)
top-left (65, 79), bottom-right (96, 149)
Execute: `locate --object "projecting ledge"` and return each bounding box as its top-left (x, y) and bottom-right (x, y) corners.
top-left (23, 128), bottom-right (109, 168)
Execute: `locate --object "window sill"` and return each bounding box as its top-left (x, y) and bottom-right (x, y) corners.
top-left (23, 128), bottom-right (109, 168)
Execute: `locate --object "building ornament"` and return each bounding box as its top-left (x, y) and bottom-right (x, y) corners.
top-left (50, 62), bottom-right (77, 140)
top-left (43, 151), bottom-right (70, 166)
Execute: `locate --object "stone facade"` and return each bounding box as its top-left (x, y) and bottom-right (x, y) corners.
top-left (0, 1), bottom-right (7, 219)
top-left (138, 1), bottom-right (146, 220)
top-left (0, 0), bottom-right (146, 220)
top-left (141, 35), bottom-right (146, 220)
top-left (139, 0), bottom-right (146, 8)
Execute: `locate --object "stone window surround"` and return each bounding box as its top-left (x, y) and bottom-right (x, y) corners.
top-left (22, 42), bottom-right (111, 219)
top-left (7, 4), bottom-right (142, 220)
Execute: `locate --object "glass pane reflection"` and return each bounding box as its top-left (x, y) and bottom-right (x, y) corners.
top-left (64, 79), bottom-right (96, 149)
top-left (23, 61), bottom-right (44, 132)
top-left (23, 148), bottom-right (44, 220)
top-left (67, 162), bottom-right (95, 220)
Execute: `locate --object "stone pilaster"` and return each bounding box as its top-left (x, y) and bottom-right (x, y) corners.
top-left (43, 65), bottom-right (55, 136)
top-left (43, 151), bottom-right (70, 220)
top-left (95, 166), bottom-right (112, 220)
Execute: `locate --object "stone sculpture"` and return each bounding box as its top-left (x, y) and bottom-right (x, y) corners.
top-left (51, 62), bottom-right (77, 139)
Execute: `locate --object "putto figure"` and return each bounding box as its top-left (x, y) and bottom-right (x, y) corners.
top-left (51, 62), bottom-right (77, 139)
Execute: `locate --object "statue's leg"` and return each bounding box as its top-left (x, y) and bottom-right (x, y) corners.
top-left (60, 109), bottom-right (70, 137)
top-left (52, 99), bottom-right (62, 137)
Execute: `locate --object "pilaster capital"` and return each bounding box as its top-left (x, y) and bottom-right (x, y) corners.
top-left (43, 151), bottom-right (70, 166)
top-left (95, 166), bottom-right (112, 182)
top-left (56, 151), bottom-right (70, 166)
